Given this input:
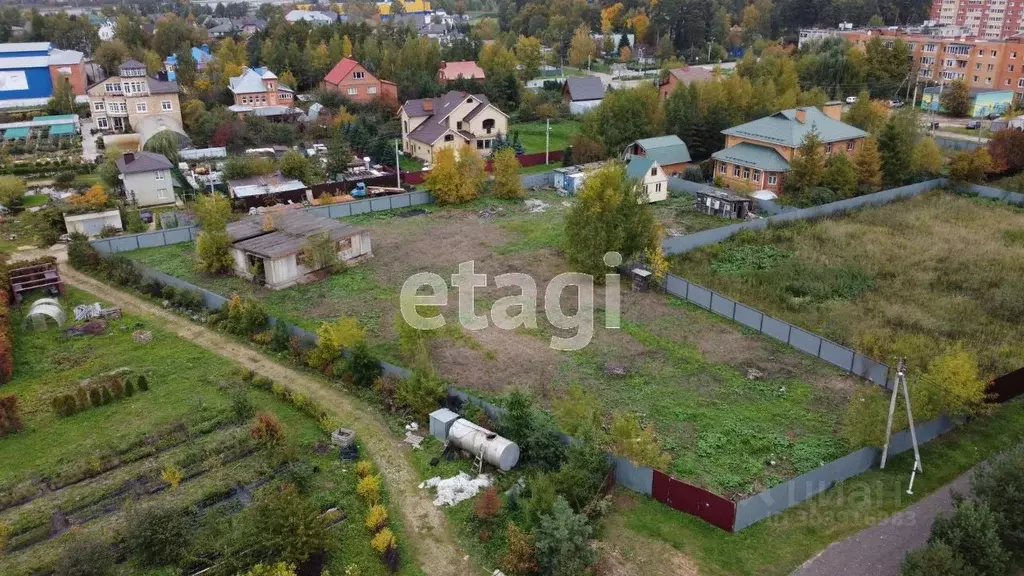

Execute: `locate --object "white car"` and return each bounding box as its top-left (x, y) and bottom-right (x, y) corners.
top-left (845, 96), bottom-right (858, 104)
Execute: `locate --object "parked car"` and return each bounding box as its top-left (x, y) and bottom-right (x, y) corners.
top-left (845, 96), bottom-right (858, 104)
top-left (985, 112), bottom-right (1002, 120)
top-left (887, 99), bottom-right (904, 108)
top-left (965, 120), bottom-right (982, 129)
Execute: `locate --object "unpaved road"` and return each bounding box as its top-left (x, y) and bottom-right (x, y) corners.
top-left (45, 256), bottom-right (470, 576)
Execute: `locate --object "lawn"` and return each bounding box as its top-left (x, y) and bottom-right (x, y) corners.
top-left (0, 288), bottom-right (412, 576)
top-left (510, 120), bottom-right (581, 154)
top-left (128, 189), bottom-right (864, 496)
top-left (18, 195), bottom-right (48, 208)
top-left (671, 190), bottom-right (1024, 380)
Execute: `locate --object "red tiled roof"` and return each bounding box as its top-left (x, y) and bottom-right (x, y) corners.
top-left (324, 57), bottom-right (361, 86)
top-left (439, 61), bottom-right (485, 81)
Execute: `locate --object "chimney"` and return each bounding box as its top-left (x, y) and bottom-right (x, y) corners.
top-left (822, 101), bottom-right (843, 121)
top-left (423, 98), bottom-right (433, 112)
top-left (795, 108), bottom-right (807, 123)
top-left (123, 152), bottom-right (135, 164)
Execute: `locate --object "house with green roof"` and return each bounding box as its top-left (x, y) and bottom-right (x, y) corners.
top-left (622, 134), bottom-right (692, 177)
top-left (711, 103), bottom-right (867, 194)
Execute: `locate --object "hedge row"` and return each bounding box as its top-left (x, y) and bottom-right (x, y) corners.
top-left (0, 163), bottom-right (94, 177)
top-left (52, 374), bottom-right (150, 417)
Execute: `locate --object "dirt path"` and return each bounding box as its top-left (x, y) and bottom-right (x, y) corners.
top-left (54, 261), bottom-right (471, 576)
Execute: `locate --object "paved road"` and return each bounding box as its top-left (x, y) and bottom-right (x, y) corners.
top-left (791, 468), bottom-right (975, 576)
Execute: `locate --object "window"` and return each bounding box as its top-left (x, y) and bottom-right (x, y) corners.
top-left (752, 170), bottom-right (761, 182)
top-left (281, 93), bottom-right (290, 100)
top-left (97, 117), bottom-right (108, 129)
top-left (768, 174), bottom-right (778, 185)
top-left (993, 50), bottom-right (999, 57)
top-left (136, 102), bottom-right (147, 113)
top-left (353, 71), bottom-right (365, 80)
top-left (733, 165), bottom-right (741, 177)
top-left (484, 140), bottom-right (491, 148)
top-left (161, 100), bottom-right (172, 111)
top-left (404, 121), bottom-right (408, 132)
top-left (825, 143), bottom-right (833, 153)
top-left (1014, 51), bottom-right (1019, 58)
top-left (157, 188), bottom-right (169, 200)
top-left (742, 167), bottom-right (750, 179)
top-left (347, 87), bottom-right (358, 95)
top-left (656, 183), bottom-right (662, 193)
top-left (444, 134), bottom-right (454, 142)
top-left (847, 140), bottom-right (855, 152)
top-left (155, 170), bottom-right (165, 181)
top-left (1019, 78), bottom-right (1024, 87)
top-left (1011, 65), bottom-right (1017, 72)
top-left (93, 102), bottom-right (105, 111)
top-left (719, 163), bottom-right (727, 174)
top-left (974, 75), bottom-right (980, 82)
top-left (482, 118), bottom-right (495, 134)
top-left (477, 140), bottom-right (484, 149)
top-left (988, 63), bottom-right (995, 71)
top-left (456, 121), bottom-right (462, 130)
top-left (368, 86), bottom-right (377, 94)
top-left (986, 77), bottom-right (992, 84)
top-left (650, 167), bottom-right (657, 177)
top-left (976, 62), bottom-right (982, 70)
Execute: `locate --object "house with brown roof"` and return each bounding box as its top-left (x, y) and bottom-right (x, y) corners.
top-left (437, 61), bottom-right (486, 82)
top-left (658, 66), bottom-right (718, 99)
top-left (227, 209), bottom-right (372, 290)
top-left (228, 67), bottom-right (299, 118)
top-left (399, 90), bottom-right (509, 163)
top-left (321, 58), bottom-right (397, 103)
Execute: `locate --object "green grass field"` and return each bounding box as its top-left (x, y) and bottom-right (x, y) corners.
top-left (510, 120), bottom-right (581, 154)
top-left (0, 288), bottom-right (411, 576)
top-left (672, 191), bottom-right (1024, 381)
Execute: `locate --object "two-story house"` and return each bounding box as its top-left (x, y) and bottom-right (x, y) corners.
top-left (622, 135), bottom-right (692, 177)
top-left (228, 67), bottom-right (296, 117)
top-left (320, 58), bottom-right (397, 103)
top-left (86, 60), bottom-right (183, 138)
top-left (711, 103), bottom-right (867, 194)
top-left (399, 91), bottom-right (509, 163)
top-left (115, 151), bottom-right (177, 207)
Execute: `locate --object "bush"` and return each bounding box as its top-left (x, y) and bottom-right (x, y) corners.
top-left (161, 464), bottom-right (183, 489)
top-left (124, 379), bottom-right (135, 396)
top-left (88, 387), bottom-right (102, 407)
top-left (51, 394), bottom-right (78, 417)
top-left (474, 487), bottom-right (502, 522)
top-left (223, 295), bottom-right (268, 337)
top-left (524, 473), bottom-right (558, 530)
top-left (243, 485), bottom-right (328, 567)
top-left (357, 474), bottom-right (382, 504)
top-left (365, 504), bottom-right (388, 532)
top-left (373, 374), bottom-right (401, 412)
top-left (108, 378), bottom-right (124, 398)
top-left (54, 171), bottom-right (76, 187)
top-left (105, 255), bottom-right (141, 288)
top-left (54, 533), bottom-right (115, 576)
top-left (307, 317), bottom-right (365, 371)
top-left (502, 522), bottom-right (539, 575)
top-left (970, 444), bottom-right (1024, 556)
top-left (900, 543), bottom-right (966, 576)
top-left (349, 341), bottom-right (382, 388)
top-left (370, 526), bottom-right (396, 553)
top-left (99, 387), bottom-right (112, 405)
top-left (136, 374), bottom-right (149, 391)
top-left (250, 412), bottom-right (285, 446)
top-left (355, 460), bottom-right (374, 478)
top-left (553, 440), bottom-right (611, 512)
top-left (123, 503), bottom-right (195, 566)
top-left (396, 365), bottom-right (446, 422)
top-left (231, 387), bottom-right (256, 422)
top-left (67, 233), bottom-right (101, 270)
top-left (270, 321), bottom-right (290, 352)
top-left (534, 496), bottom-right (596, 576)
top-left (929, 498), bottom-right (1008, 576)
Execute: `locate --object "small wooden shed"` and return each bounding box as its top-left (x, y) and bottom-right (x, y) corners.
top-left (694, 187), bottom-right (752, 219)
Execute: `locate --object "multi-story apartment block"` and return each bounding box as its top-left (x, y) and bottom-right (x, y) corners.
top-left (931, 0), bottom-right (1024, 40)
top-left (86, 60), bottom-right (183, 137)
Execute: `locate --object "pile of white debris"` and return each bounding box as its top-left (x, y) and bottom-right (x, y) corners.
top-left (419, 472), bottom-right (491, 507)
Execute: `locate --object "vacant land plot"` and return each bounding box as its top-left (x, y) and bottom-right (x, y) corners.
top-left (128, 190), bottom-right (865, 496)
top-left (672, 191), bottom-right (1024, 380)
top-left (510, 120), bottom-right (581, 154)
top-left (0, 289), bottom-right (406, 576)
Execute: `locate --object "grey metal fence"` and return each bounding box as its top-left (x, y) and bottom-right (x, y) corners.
top-left (91, 191), bottom-right (434, 254)
top-left (933, 135), bottom-right (984, 152)
top-left (970, 183), bottom-right (1024, 205)
top-left (733, 415), bottom-right (956, 531)
top-left (662, 179), bottom-right (947, 256)
top-left (667, 176), bottom-right (705, 196)
top-left (520, 171), bottom-right (554, 189)
top-left (664, 274), bottom-right (891, 386)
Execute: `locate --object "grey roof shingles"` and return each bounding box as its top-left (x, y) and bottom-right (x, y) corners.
top-left (227, 210), bottom-right (365, 259)
top-left (403, 91), bottom-right (493, 145)
top-left (630, 135), bottom-right (691, 165)
top-left (115, 151), bottom-right (173, 175)
top-left (711, 142), bottom-right (791, 172)
top-left (723, 107), bottom-right (867, 147)
top-left (565, 76), bottom-right (605, 102)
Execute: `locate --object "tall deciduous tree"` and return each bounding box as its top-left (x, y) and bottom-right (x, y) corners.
top-left (948, 148), bottom-right (992, 185)
top-left (514, 35), bottom-right (542, 81)
top-left (581, 84), bottom-right (663, 156)
top-left (913, 138), bottom-right (943, 177)
top-left (843, 90), bottom-right (888, 133)
top-left (941, 79), bottom-right (971, 118)
top-left (564, 164), bottom-right (657, 277)
top-left (195, 194), bottom-right (234, 274)
top-left (567, 24), bottom-right (597, 68)
top-left (456, 144), bottom-right (486, 201)
top-left (878, 108), bottom-right (921, 186)
top-left (854, 136), bottom-right (883, 191)
top-left (492, 148), bottom-right (523, 199)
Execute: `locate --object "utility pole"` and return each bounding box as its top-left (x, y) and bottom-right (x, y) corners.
top-left (545, 118), bottom-right (550, 165)
top-left (394, 138), bottom-right (401, 189)
top-left (707, 39), bottom-right (714, 63)
top-left (880, 358), bottom-right (923, 495)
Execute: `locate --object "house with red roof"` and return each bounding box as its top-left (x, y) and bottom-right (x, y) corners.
top-left (320, 57), bottom-right (397, 103)
top-left (437, 61), bottom-right (486, 83)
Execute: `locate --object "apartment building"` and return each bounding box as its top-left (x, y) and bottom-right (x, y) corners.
top-left (86, 60), bottom-right (183, 134)
top-left (931, 0), bottom-right (1024, 39)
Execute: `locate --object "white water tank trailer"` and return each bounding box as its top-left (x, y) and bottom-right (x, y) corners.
top-left (430, 409), bottom-right (520, 471)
